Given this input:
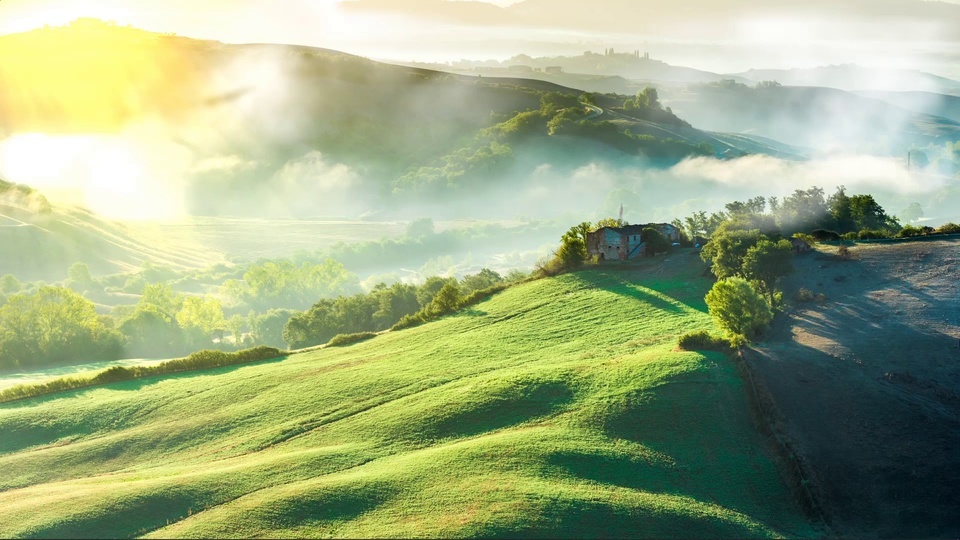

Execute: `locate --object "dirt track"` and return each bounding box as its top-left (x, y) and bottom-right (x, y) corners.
top-left (745, 239), bottom-right (960, 538)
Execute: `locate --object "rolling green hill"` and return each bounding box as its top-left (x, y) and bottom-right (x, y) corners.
top-left (0, 255), bottom-right (815, 538)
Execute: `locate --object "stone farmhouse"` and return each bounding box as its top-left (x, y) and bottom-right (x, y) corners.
top-left (587, 223), bottom-right (683, 261)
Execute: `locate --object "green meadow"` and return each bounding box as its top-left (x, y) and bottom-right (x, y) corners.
top-left (0, 254), bottom-right (815, 538)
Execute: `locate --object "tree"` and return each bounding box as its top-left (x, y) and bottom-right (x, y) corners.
top-left (139, 283), bottom-right (183, 318)
top-left (249, 309), bottom-right (296, 349)
top-left (641, 86), bottom-right (660, 109)
top-left (700, 226), bottom-right (763, 279)
top-left (594, 217), bottom-right (625, 229)
top-left (417, 276), bottom-right (458, 308)
top-left (556, 227), bottom-right (587, 269)
top-left (372, 283), bottom-right (420, 326)
top-left (0, 286), bottom-right (123, 370)
top-left (66, 262), bottom-right (98, 293)
top-left (119, 306), bottom-right (186, 358)
top-left (742, 239), bottom-right (794, 302)
top-left (725, 196), bottom-right (766, 217)
top-left (226, 314), bottom-right (247, 347)
top-left (0, 274), bottom-right (20, 294)
top-left (705, 278), bottom-right (773, 346)
top-left (176, 296), bottom-right (226, 345)
top-left (641, 227), bottom-right (669, 255)
top-left (898, 202), bottom-right (924, 224)
top-left (776, 187), bottom-right (827, 233)
top-left (460, 269), bottom-right (503, 295)
top-left (827, 186), bottom-right (854, 233)
top-left (684, 211), bottom-right (708, 240)
top-left (849, 194), bottom-right (896, 231)
top-left (428, 282), bottom-right (462, 317)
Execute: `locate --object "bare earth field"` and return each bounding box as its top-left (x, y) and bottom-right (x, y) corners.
top-left (745, 238), bottom-right (960, 538)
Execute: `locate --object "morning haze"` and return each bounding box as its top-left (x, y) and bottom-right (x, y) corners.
top-left (0, 1), bottom-right (958, 538)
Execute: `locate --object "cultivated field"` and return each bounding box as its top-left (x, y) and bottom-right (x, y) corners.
top-left (0, 254), bottom-right (814, 538)
top-left (746, 238), bottom-right (960, 537)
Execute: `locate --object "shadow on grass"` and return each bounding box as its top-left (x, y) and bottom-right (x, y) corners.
top-left (426, 380), bottom-right (575, 440)
top-left (471, 496), bottom-right (765, 539)
top-left (266, 482), bottom-right (397, 528)
top-left (25, 485), bottom-right (221, 539)
top-left (570, 271), bottom-right (709, 315)
top-left (545, 449), bottom-right (680, 494)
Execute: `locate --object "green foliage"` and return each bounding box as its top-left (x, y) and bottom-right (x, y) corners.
top-left (700, 226), bottom-right (763, 279)
top-left (427, 282), bottom-right (462, 317)
top-left (678, 330), bottom-right (731, 352)
top-left (176, 297), bottom-right (226, 339)
top-left (222, 258), bottom-right (360, 311)
top-left (937, 222), bottom-right (960, 234)
top-left (417, 276), bottom-right (458, 308)
top-left (393, 141), bottom-right (515, 194)
top-left (118, 306), bottom-right (186, 358)
top-left (460, 268), bottom-right (504, 295)
top-left (594, 217), bottom-right (625, 230)
top-left (554, 227), bottom-right (587, 270)
top-left (704, 278), bottom-right (773, 345)
top-left (248, 309), bottom-right (296, 349)
top-left (0, 274), bottom-right (20, 294)
top-left (327, 332), bottom-right (378, 348)
top-left (641, 227), bottom-right (670, 255)
top-left (0, 286), bottom-right (123, 371)
top-left (742, 239), bottom-right (794, 301)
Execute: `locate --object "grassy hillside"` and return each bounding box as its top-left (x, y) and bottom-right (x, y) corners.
top-left (0, 254), bottom-right (814, 538)
top-left (0, 180), bottom-right (219, 281)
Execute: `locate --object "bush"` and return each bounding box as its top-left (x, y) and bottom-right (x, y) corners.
top-left (0, 346), bottom-right (286, 404)
top-left (795, 288), bottom-right (827, 304)
top-left (677, 331), bottom-right (731, 352)
top-left (391, 313), bottom-right (425, 331)
top-left (857, 229), bottom-right (887, 240)
top-left (898, 225), bottom-right (934, 238)
top-left (936, 222), bottom-right (960, 234)
top-left (704, 277), bottom-right (773, 346)
top-left (460, 282), bottom-right (510, 307)
top-left (811, 229), bottom-right (841, 241)
top-left (328, 332), bottom-right (377, 347)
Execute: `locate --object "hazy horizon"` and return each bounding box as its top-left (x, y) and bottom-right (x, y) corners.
top-left (2, 0), bottom-right (960, 77)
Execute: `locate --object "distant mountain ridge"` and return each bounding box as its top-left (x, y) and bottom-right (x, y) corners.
top-left (730, 65), bottom-right (960, 95)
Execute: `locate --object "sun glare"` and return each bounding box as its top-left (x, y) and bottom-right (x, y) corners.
top-left (0, 133), bottom-right (185, 221)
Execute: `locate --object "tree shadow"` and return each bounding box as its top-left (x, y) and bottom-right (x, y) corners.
top-left (570, 272), bottom-right (702, 315)
top-left (746, 272), bottom-right (960, 537)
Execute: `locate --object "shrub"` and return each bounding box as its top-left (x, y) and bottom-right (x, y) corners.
top-left (0, 346), bottom-right (286, 404)
top-left (841, 232), bottom-right (859, 241)
top-left (795, 288), bottom-right (827, 304)
top-left (704, 277), bottom-right (773, 346)
top-left (857, 229), bottom-right (887, 240)
top-left (677, 331), bottom-right (731, 352)
top-left (460, 282), bottom-right (509, 307)
top-left (936, 222), bottom-right (960, 234)
top-left (391, 313), bottom-right (425, 331)
top-left (328, 332), bottom-right (377, 347)
top-left (811, 229), bottom-right (841, 241)
top-left (91, 366), bottom-right (134, 384)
